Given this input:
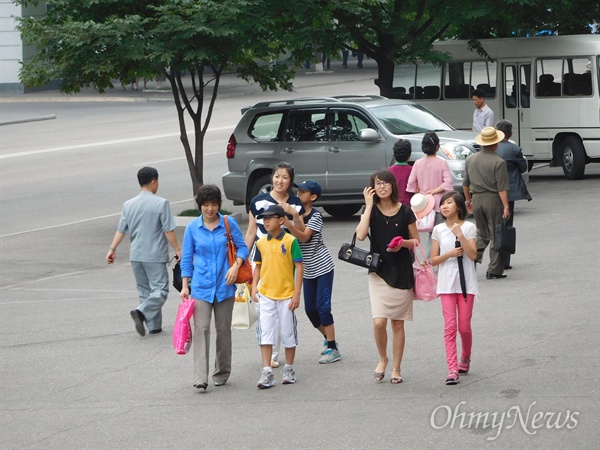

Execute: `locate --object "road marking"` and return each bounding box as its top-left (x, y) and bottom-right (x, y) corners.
top-left (0, 199), bottom-right (193, 238)
top-left (0, 125), bottom-right (233, 159)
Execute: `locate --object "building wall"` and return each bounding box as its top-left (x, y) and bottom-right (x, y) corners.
top-left (1, 1), bottom-right (48, 93)
top-left (0, 0), bottom-right (23, 92)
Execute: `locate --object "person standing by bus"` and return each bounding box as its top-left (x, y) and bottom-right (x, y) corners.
top-left (472, 89), bottom-right (494, 133)
top-left (463, 127), bottom-right (510, 280)
top-left (494, 120), bottom-right (532, 270)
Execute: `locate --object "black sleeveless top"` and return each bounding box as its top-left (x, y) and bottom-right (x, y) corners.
top-left (368, 204), bottom-right (416, 289)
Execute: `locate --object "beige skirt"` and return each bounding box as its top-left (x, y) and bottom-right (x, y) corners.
top-left (368, 272), bottom-right (413, 321)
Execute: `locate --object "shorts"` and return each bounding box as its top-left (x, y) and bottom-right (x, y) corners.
top-left (256, 293), bottom-right (298, 348)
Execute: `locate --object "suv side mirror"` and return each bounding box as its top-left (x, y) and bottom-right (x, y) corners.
top-left (359, 128), bottom-right (380, 142)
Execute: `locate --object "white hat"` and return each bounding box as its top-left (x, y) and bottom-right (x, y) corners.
top-left (410, 193), bottom-right (435, 219)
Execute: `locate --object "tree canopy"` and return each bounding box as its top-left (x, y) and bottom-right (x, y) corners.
top-left (313, 0), bottom-right (598, 97)
top-left (17, 0), bottom-right (296, 193)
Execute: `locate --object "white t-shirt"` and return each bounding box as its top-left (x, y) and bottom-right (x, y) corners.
top-left (431, 221), bottom-right (479, 296)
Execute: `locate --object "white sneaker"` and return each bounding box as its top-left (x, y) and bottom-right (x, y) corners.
top-left (257, 368), bottom-right (275, 389)
top-left (282, 366), bottom-right (296, 384)
top-left (320, 339), bottom-right (328, 355)
top-left (319, 348), bottom-right (342, 364)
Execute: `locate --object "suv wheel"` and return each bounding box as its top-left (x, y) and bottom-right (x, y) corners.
top-left (249, 174), bottom-right (273, 202)
top-left (323, 204), bottom-right (363, 218)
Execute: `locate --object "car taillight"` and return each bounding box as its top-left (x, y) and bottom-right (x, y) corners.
top-left (226, 134), bottom-right (236, 159)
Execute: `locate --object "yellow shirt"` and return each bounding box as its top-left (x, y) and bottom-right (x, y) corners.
top-left (254, 231), bottom-right (303, 300)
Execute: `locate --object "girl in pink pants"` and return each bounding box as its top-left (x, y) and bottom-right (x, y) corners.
top-left (430, 192), bottom-right (479, 385)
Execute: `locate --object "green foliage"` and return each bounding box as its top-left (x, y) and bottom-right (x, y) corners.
top-left (16, 0), bottom-right (296, 193)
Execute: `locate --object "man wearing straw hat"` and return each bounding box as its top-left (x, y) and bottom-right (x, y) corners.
top-left (463, 127), bottom-right (510, 279)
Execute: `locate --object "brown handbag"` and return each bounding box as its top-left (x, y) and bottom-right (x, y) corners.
top-left (224, 215), bottom-right (252, 284)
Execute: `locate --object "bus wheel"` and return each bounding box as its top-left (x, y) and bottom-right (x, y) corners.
top-left (561, 136), bottom-right (586, 180)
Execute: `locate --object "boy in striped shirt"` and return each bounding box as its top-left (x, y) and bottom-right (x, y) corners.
top-left (284, 180), bottom-right (341, 364)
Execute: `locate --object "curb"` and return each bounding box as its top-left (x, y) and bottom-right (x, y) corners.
top-left (0, 114), bottom-right (56, 126)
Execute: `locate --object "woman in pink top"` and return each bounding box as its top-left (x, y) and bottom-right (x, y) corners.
top-left (407, 132), bottom-right (454, 218)
top-left (406, 132), bottom-right (454, 251)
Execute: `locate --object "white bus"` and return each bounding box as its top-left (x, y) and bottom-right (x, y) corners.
top-left (392, 35), bottom-right (600, 179)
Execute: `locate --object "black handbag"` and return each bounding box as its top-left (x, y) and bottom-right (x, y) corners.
top-left (493, 219), bottom-right (516, 254)
top-left (170, 257), bottom-right (190, 294)
top-left (338, 233), bottom-right (382, 270)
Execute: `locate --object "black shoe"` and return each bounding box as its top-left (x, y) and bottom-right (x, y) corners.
top-left (130, 309), bottom-right (146, 336)
top-left (148, 328), bottom-right (162, 334)
top-left (486, 272), bottom-right (507, 279)
top-left (194, 383), bottom-right (208, 391)
top-left (504, 265), bottom-right (512, 270)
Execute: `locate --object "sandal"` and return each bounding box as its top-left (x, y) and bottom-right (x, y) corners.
top-left (390, 368), bottom-right (403, 384)
top-left (270, 360), bottom-right (280, 369)
top-left (458, 359), bottom-right (470, 374)
top-left (445, 371), bottom-right (460, 385)
top-left (373, 357), bottom-right (388, 382)
top-left (373, 371), bottom-right (385, 382)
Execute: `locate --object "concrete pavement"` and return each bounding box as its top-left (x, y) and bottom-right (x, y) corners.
top-left (1, 59), bottom-right (599, 448)
top-left (1, 165), bottom-right (599, 449)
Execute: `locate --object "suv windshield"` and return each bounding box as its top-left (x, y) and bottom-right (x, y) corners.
top-left (370, 104), bottom-right (454, 135)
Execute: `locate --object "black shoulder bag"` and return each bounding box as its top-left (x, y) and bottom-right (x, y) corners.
top-left (338, 233), bottom-right (382, 270)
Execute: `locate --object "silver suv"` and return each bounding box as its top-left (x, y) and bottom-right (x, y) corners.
top-left (223, 96), bottom-right (478, 217)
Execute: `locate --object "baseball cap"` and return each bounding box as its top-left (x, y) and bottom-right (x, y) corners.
top-left (294, 180), bottom-right (321, 199)
top-left (256, 204), bottom-right (285, 219)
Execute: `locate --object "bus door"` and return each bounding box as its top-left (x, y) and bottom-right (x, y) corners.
top-left (502, 62), bottom-right (533, 156)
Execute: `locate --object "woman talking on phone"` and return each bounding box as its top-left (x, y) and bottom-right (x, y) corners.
top-left (356, 169), bottom-right (420, 384)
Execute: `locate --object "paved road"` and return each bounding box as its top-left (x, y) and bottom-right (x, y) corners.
top-left (1, 63), bottom-right (599, 449)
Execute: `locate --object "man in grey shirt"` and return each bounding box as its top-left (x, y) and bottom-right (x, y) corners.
top-left (106, 167), bottom-right (181, 336)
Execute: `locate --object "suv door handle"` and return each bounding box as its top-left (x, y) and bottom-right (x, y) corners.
top-left (282, 147), bottom-right (295, 153)
top-left (328, 147), bottom-right (340, 153)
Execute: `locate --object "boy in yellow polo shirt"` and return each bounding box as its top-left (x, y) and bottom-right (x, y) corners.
top-left (251, 204), bottom-right (304, 389)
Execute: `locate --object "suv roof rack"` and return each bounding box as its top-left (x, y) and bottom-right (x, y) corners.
top-left (249, 98), bottom-right (341, 109)
top-left (248, 95), bottom-right (387, 110)
top-left (330, 95), bottom-right (387, 101)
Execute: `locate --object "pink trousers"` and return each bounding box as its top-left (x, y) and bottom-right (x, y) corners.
top-left (441, 294), bottom-right (474, 373)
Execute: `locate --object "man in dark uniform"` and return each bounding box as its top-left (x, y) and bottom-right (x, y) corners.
top-left (463, 127), bottom-right (510, 279)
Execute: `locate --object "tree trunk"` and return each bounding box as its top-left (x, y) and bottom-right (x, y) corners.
top-left (375, 57), bottom-right (396, 98)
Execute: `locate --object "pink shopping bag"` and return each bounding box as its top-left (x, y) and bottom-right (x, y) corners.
top-left (173, 299), bottom-right (195, 355)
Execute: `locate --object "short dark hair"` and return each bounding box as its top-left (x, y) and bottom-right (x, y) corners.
top-left (137, 167), bottom-right (158, 186)
top-left (195, 184), bottom-right (222, 210)
top-left (369, 169), bottom-right (398, 204)
top-left (422, 131), bottom-right (440, 155)
top-left (439, 192), bottom-right (468, 220)
top-left (393, 139), bottom-right (412, 162)
top-left (472, 88), bottom-right (485, 99)
top-left (495, 119), bottom-right (513, 138)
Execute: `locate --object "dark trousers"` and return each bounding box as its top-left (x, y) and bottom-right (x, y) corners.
top-left (472, 194), bottom-right (505, 275)
top-left (501, 201), bottom-right (515, 267)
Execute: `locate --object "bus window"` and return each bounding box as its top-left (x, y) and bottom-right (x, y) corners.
top-left (472, 61), bottom-right (497, 98)
top-left (520, 65), bottom-right (531, 108)
top-left (563, 58), bottom-right (592, 96)
top-left (504, 65), bottom-right (517, 108)
top-left (444, 62), bottom-right (467, 98)
top-left (536, 59), bottom-right (562, 96)
top-left (417, 63), bottom-right (442, 99)
top-left (393, 64), bottom-right (416, 99)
